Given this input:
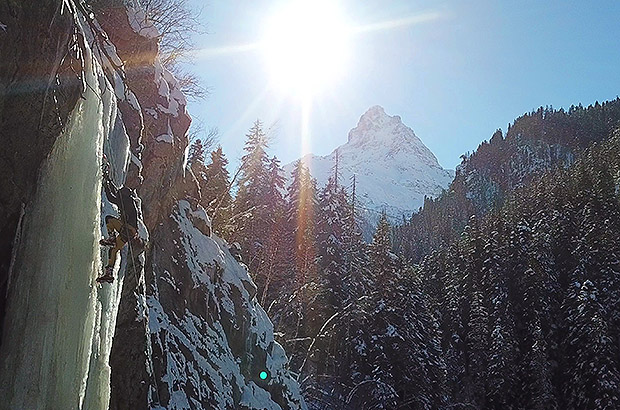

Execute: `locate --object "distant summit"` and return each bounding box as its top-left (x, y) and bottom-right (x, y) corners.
top-left (284, 106), bottom-right (454, 223)
top-left (347, 105), bottom-right (393, 143)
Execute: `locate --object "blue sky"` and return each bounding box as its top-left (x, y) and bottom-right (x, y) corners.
top-left (183, 0), bottom-right (620, 170)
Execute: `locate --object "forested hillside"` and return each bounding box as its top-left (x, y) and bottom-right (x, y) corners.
top-left (417, 131), bottom-right (620, 408)
top-left (394, 99), bottom-right (620, 263)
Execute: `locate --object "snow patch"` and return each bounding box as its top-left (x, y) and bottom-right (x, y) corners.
top-left (127, 6), bottom-right (159, 39)
top-left (156, 133), bottom-right (174, 143)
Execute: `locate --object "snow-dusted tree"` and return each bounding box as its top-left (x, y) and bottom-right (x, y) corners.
top-left (562, 280), bottom-right (620, 409)
top-left (342, 174), bottom-right (370, 297)
top-left (524, 317), bottom-right (556, 410)
top-left (256, 156), bottom-right (287, 309)
top-left (316, 175), bottom-right (349, 305)
top-left (369, 213), bottom-right (397, 293)
top-left (187, 138), bottom-right (206, 165)
top-left (300, 167), bottom-right (353, 383)
top-left (285, 160), bottom-right (318, 288)
top-left (273, 160), bottom-right (318, 358)
top-left (466, 288), bottom-right (488, 406)
top-left (484, 230), bottom-right (518, 409)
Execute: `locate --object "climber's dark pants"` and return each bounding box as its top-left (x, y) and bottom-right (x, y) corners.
top-left (105, 216), bottom-right (137, 268)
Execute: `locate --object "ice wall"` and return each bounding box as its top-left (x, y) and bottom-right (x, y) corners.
top-left (0, 15), bottom-right (129, 409)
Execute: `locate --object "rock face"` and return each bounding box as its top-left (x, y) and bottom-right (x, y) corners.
top-left (284, 106), bottom-right (453, 220)
top-left (0, 2), bottom-right (304, 409)
top-left (0, 2), bottom-right (137, 407)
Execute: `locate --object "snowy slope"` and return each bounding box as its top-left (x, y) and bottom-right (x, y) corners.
top-left (284, 106), bottom-right (453, 220)
top-left (147, 200), bottom-right (305, 409)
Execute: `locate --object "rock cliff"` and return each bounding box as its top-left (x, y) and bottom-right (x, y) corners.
top-left (0, 1), bottom-right (304, 408)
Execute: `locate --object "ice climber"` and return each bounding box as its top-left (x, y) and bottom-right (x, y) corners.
top-left (98, 170), bottom-right (141, 283)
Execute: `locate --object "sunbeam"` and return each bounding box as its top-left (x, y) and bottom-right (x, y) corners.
top-left (352, 11), bottom-right (444, 34)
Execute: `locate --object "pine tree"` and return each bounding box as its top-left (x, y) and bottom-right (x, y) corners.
top-left (278, 160), bottom-right (317, 354)
top-left (484, 230), bottom-right (518, 409)
top-left (343, 174), bottom-right (370, 297)
top-left (285, 160), bottom-right (318, 287)
top-left (524, 317), bottom-right (557, 410)
top-left (232, 120), bottom-right (270, 272)
top-left (257, 156), bottom-right (287, 309)
top-left (369, 213), bottom-right (395, 293)
top-left (203, 146), bottom-right (232, 239)
top-left (187, 138), bottom-right (206, 165)
top-left (316, 174), bottom-right (349, 305)
top-left (304, 163), bottom-right (353, 380)
top-left (562, 280), bottom-right (620, 409)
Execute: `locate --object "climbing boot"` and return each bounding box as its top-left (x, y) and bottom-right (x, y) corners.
top-left (96, 266), bottom-right (114, 283)
top-left (99, 235), bottom-right (116, 246)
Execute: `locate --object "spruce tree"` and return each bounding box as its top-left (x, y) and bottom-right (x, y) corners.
top-left (285, 160), bottom-right (318, 287)
top-left (203, 146), bottom-right (232, 239)
top-left (484, 230), bottom-right (518, 409)
top-left (232, 120), bottom-right (270, 272)
top-left (305, 165), bottom-right (353, 381)
top-left (187, 138), bottom-right (206, 165)
top-left (562, 280), bottom-right (620, 409)
top-left (369, 213), bottom-right (395, 292)
top-left (343, 174), bottom-right (370, 297)
top-left (316, 174), bottom-right (349, 306)
top-left (277, 160), bottom-right (317, 355)
top-left (257, 156), bottom-right (287, 308)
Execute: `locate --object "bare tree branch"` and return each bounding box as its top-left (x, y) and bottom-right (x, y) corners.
top-left (137, 0), bottom-right (208, 100)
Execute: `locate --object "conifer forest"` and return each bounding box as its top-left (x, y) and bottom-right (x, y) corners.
top-left (187, 100), bottom-right (620, 409)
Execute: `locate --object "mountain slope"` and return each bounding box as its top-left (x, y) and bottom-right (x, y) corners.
top-left (394, 100), bottom-right (620, 263)
top-left (284, 106), bottom-right (453, 219)
top-left (416, 130), bottom-right (620, 409)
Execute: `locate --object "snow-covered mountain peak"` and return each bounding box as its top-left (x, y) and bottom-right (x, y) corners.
top-left (345, 106), bottom-right (441, 169)
top-left (348, 105), bottom-right (398, 143)
top-left (285, 106), bottom-right (454, 225)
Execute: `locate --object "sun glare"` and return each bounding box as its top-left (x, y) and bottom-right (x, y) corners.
top-left (261, 1), bottom-right (350, 97)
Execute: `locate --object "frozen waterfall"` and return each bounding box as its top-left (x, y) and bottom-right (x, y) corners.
top-left (0, 18), bottom-right (130, 410)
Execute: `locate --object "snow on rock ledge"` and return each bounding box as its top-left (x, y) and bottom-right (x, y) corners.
top-left (146, 200), bottom-right (306, 409)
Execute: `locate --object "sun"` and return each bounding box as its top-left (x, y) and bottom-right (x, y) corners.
top-left (261, 0), bottom-right (351, 97)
